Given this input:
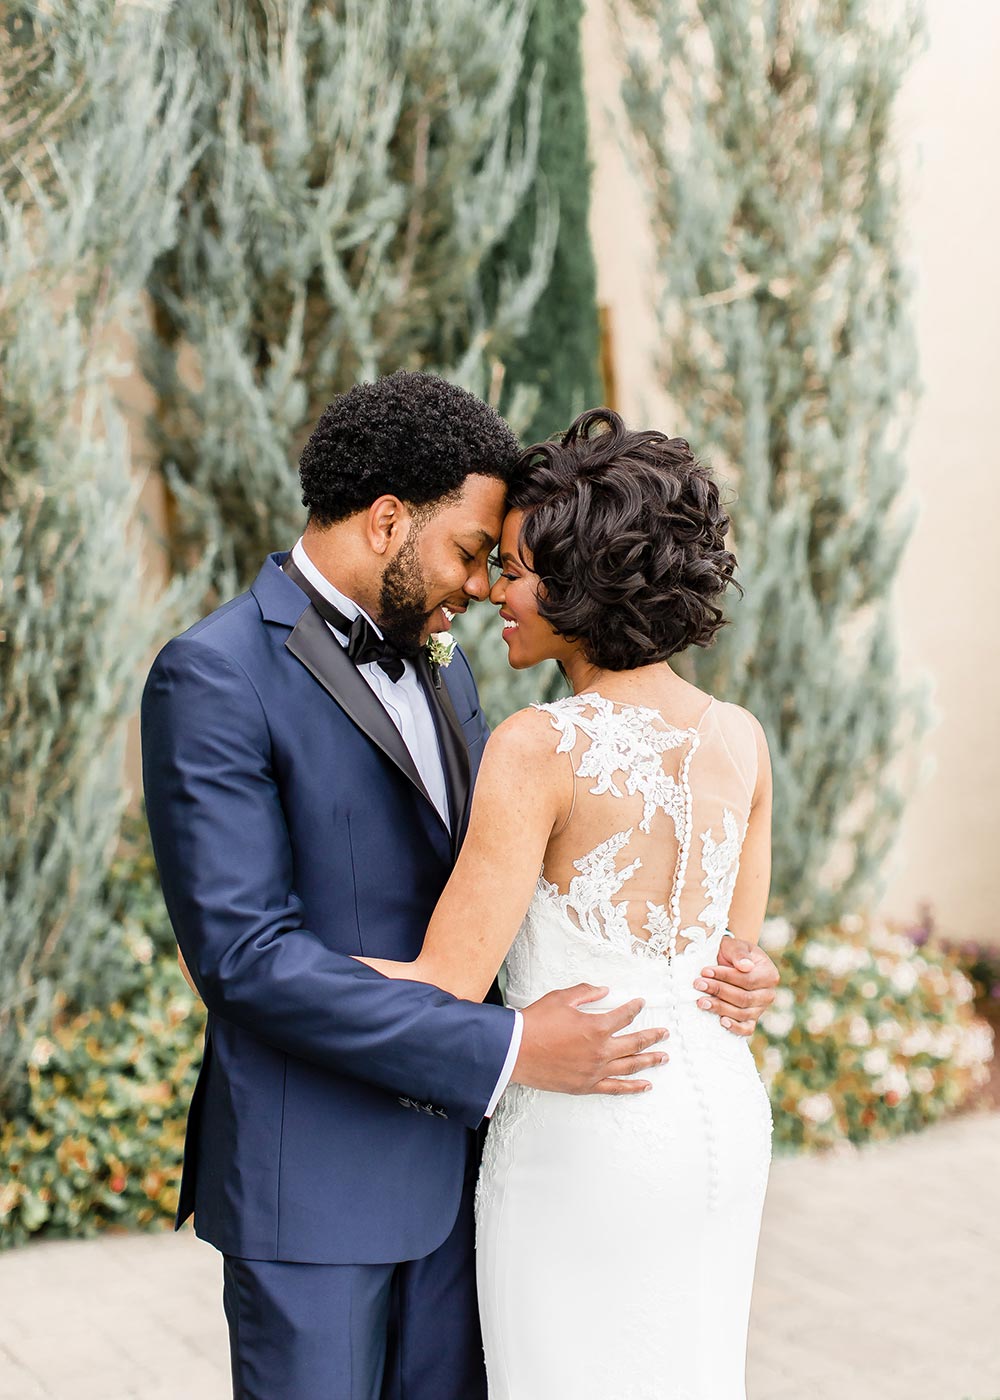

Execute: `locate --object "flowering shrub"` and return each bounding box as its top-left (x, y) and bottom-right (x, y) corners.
top-left (752, 913), bottom-right (993, 1153)
top-left (0, 947), bottom-right (204, 1249)
top-left (910, 925), bottom-right (1000, 1009)
top-left (1, 877), bottom-right (993, 1245)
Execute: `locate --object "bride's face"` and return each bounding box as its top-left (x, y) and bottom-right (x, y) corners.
top-left (489, 508), bottom-right (578, 671)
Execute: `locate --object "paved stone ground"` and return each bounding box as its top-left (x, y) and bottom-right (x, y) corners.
top-left (1, 1108), bottom-right (997, 1400)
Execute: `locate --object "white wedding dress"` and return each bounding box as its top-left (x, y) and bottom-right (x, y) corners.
top-left (475, 692), bottom-right (773, 1400)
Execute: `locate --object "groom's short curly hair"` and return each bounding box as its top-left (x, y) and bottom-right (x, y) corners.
top-left (507, 408), bottom-right (743, 669)
top-left (299, 370), bottom-right (520, 525)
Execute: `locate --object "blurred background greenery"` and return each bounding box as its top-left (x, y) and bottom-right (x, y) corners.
top-left (0, 0), bottom-right (993, 1247)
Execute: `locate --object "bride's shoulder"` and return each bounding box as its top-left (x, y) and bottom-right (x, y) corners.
top-left (477, 706), bottom-right (575, 816)
top-left (718, 699), bottom-right (770, 751)
top-left (484, 703), bottom-right (569, 762)
top-left (714, 700), bottom-right (772, 801)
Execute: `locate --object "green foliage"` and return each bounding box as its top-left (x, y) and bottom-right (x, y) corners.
top-left (456, 0), bottom-right (603, 724)
top-left (0, 825), bottom-right (201, 1248)
top-left (146, 0), bottom-right (556, 604)
top-left (619, 0), bottom-right (930, 925)
top-left (0, 8), bottom-right (85, 201)
top-left (0, 953), bottom-right (204, 1248)
top-left (924, 933), bottom-right (1000, 1008)
top-left (488, 0), bottom-right (605, 445)
top-left (2, 876), bottom-right (990, 1246)
top-left (754, 913), bottom-right (992, 1154)
top-left (0, 2), bottom-right (204, 1109)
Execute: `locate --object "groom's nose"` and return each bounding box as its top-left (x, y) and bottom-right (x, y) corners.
top-left (464, 560), bottom-right (492, 601)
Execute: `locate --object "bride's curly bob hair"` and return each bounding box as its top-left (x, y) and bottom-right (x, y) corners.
top-left (506, 408), bottom-right (742, 670)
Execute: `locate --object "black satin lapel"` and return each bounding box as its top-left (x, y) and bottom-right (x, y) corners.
top-left (416, 653), bottom-right (472, 854)
top-left (286, 607), bottom-right (439, 818)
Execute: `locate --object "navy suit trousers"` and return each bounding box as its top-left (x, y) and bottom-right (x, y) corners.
top-left (223, 1133), bottom-right (487, 1400)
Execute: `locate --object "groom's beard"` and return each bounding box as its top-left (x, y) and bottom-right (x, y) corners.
top-left (377, 534), bottom-right (433, 656)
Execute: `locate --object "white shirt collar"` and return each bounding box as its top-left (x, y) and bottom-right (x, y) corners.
top-left (290, 536), bottom-right (384, 639)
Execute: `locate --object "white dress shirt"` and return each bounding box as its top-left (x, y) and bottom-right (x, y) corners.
top-left (290, 538), bottom-right (522, 1117)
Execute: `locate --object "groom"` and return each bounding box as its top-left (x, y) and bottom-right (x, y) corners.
top-left (142, 371), bottom-right (779, 1399)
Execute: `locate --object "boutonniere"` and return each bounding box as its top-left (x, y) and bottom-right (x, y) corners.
top-left (426, 632), bottom-right (457, 670)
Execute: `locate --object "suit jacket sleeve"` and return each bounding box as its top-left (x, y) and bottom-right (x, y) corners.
top-left (140, 634), bottom-right (515, 1130)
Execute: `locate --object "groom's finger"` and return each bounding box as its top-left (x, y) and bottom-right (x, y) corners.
top-left (695, 998), bottom-right (757, 1036)
top-left (594, 997), bottom-right (649, 1034)
top-left (592, 1047), bottom-right (669, 1093)
top-left (604, 1049), bottom-right (669, 1078)
top-left (564, 983), bottom-right (611, 1007)
top-left (701, 964), bottom-right (769, 992)
top-left (602, 1028), bottom-right (670, 1063)
top-left (695, 978), bottom-right (752, 1009)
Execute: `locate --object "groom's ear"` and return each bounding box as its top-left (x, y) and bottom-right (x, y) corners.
top-left (365, 495), bottom-right (409, 556)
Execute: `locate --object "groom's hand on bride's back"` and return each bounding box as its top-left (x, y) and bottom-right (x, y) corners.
top-left (512, 984), bottom-right (669, 1095)
top-left (692, 935), bottom-right (779, 1037)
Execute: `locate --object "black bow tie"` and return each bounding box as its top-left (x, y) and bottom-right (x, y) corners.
top-left (282, 555), bottom-right (407, 682)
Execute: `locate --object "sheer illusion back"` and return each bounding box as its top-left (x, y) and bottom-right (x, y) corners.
top-left (533, 691), bottom-right (758, 962)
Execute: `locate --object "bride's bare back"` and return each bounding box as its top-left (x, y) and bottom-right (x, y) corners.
top-left (534, 685), bottom-right (770, 962)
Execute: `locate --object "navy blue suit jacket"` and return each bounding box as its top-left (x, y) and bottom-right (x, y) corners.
top-left (141, 551), bottom-right (516, 1265)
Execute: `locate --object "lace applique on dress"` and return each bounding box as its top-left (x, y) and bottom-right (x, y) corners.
top-left (544, 692), bottom-right (694, 836)
top-left (537, 830), bottom-right (640, 955)
top-left (698, 807), bottom-right (743, 931)
top-left (531, 692), bottom-right (748, 962)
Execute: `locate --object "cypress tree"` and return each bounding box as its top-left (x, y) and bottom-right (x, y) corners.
top-left (0, 3), bottom-right (199, 1105)
top-left (146, 0), bottom-right (556, 606)
top-left (460, 0), bottom-right (609, 722)
top-left (489, 0), bottom-right (605, 446)
top-left (619, 0), bottom-right (930, 924)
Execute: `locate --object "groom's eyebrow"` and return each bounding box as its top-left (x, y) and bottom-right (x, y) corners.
top-left (465, 528), bottom-right (498, 550)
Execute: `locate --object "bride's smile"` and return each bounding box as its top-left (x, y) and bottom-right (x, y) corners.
top-left (490, 507), bottom-right (578, 672)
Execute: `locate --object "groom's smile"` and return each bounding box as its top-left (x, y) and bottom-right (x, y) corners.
top-left (375, 473), bottom-right (505, 650)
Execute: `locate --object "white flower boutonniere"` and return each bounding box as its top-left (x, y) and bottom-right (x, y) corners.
top-left (426, 632), bottom-right (457, 669)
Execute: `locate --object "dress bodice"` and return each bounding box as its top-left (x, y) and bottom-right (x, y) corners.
top-left (503, 691), bottom-right (758, 1012)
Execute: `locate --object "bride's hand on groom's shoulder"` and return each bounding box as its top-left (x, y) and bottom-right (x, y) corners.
top-left (512, 984), bottom-right (671, 1096)
top-left (693, 936), bottom-right (779, 1037)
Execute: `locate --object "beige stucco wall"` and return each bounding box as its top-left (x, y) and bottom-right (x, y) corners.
top-left (581, 0), bottom-right (1000, 943)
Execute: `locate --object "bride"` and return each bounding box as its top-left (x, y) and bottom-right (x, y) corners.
top-left (357, 408), bottom-right (775, 1399)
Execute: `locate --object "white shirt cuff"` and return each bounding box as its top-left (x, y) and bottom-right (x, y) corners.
top-left (484, 1009), bottom-right (523, 1118)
